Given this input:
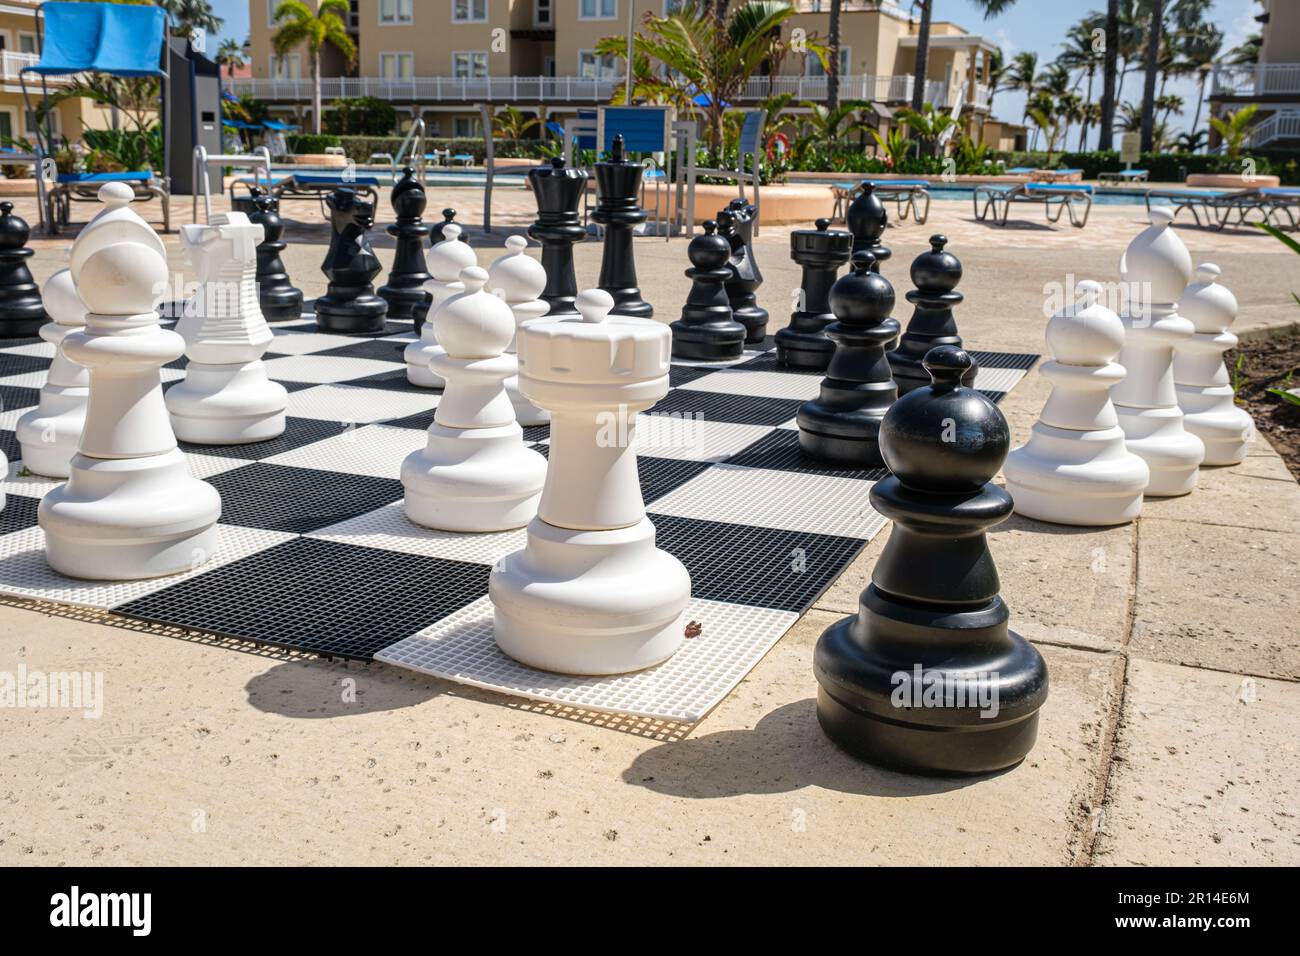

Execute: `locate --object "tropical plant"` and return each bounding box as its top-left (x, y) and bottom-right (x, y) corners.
top-left (869, 126), bottom-right (911, 168)
top-left (217, 38), bottom-right (246, 78)
top-left (1209, 104), bottom-right (1258, 161)
top-left (952, 133), bottom-right (991, 173)
top-left (1058, 14), bottom-right (1104, 148)
top-left (493, 106), bottom-right (542, 140)
top-left (826, 0), bottom-right (843, 110)
top-left (83, 125), bottom-right (163, 173)
top-left (157, 0), bottom-right (222, 42)
top-left (1174, 127), bottom-right (1207, 152)
top-left (999, 51), bottom-right (1038, 134)
top-left (271, 0), bottom-right (356, 136)
top-left (37, 74), bottom-right (160, 146)
top-left (1226, 33), bottom-right (1261, 66)
top-left (1026, 104), bottom-right (1063, 162)
top-left (1137, 0), bottom-right (1165, 151)
top-left (324, 96), bottom-right (396, 137)
top-left (1178, 19), bottom-right (1223, 146)
top-left (1155, 92), bottom-right (1183, 125)
top-left (896, 102), bottom-right (960, 158)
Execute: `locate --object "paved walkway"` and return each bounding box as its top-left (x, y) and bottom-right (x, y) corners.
top-left (1, 192), bottom-right (1296, 865)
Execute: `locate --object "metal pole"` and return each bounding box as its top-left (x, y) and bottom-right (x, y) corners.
top-left (625, 0), bottom-right (634, 105)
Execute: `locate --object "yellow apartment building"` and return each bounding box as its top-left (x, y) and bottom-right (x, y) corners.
top-left (1208, 0), bottom-right (1300, 148)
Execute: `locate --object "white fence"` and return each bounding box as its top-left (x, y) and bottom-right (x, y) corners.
top-left (1248, 110), bottom-right (1300, 147)
top-left (1212, 63), bottom-right (1300, 97)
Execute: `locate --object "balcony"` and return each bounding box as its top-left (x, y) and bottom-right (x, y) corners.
top-left (0, 50), bottom-right (68, 85)
top-left (1212, 63), bottom-right (1300, 98)
top-left (741, 74), bottom-right (989, 110)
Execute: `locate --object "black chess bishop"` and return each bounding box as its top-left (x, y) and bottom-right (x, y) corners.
top-left (379, 166), bottom-right (434, 328)
top-left (846, 181), bottom-right (892, 272)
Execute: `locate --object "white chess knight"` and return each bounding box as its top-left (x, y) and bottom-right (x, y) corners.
top-left (165, 212), bottom-right (288, 443)
top-left (1174, 263), bottom-right (1254, 465)
top-left (39, 238), bottom-right (221, 580)
top-left (487, 234), bottom-right (550, 426)
top-left (1005, 280), bottom-right (1150, 525)
top-left (490, 289), bottom-right (691, 676)
top-left (401, 266), bottom-right (547, 532)
top-left (15, 270), bottom-right (89, 478)
top-left (1112, 206), bottom-right (1205, 496)
top-left (404, 222), bottom-right (476, 388)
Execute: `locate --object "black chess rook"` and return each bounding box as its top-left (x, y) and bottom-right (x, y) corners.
top-left (775, 218), bottom-right (852, 370)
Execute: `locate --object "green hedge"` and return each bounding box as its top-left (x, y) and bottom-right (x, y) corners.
top-left (323, 136), bottom-right (552, 165)
top-left (284, 133), bottom-right (342, 154)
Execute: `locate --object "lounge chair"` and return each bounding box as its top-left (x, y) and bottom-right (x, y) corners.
top-left (973, 181), bottom-right (1093, 228)
top-left (231, 171), bottom-right (382, 219)
top-left (831, 179), bottom-right (931, 225)
top-left (1259, 187), bottom-right (1300, 231)
top-left (46, 170), bottom-right (170, 235)
top-left (1098, 169), bottom-right (1150, 184)
top-left (1030, 168), bottom-right (1084, 183)
top-left (1143, 187), bottom-right (1264, 229)
top-left (451, 153), bottom-right (474, 167)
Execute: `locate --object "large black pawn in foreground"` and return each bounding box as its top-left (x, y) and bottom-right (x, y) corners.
top-left (528, 157), bottom-right (587, 318)
top-left (846, 182), bottom-right (891, 272)
top-left (379, 166), bottom-right (434, 328)
top-left (797, 251), bottom-right (899, 466)
top-left (593, 134), bottom-right (651, 317)
top-left (315, 188), bottom-right (388, 334)
top-left (775, 218), bottom-right (852, 370)
top-left (671, 220), bottom-right (746, 361)
top-left (248, 190), bottom-right (303, 322)
top-left (814, 346), bottom-right (1049, 775)
top-left (888, 234), bottom-right (976, 393)
top-left (0, 201), bottom-right (46, 337)
top-left (718, 208), bottom-right (767, 344)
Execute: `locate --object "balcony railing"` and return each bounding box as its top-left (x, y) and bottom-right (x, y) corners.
top-left (1248, 109), bottom-right (1300, 147)
top-left (0, 50), bottom-right (64, 84)
top-left (1212, 63), bottom-right (1300, 97)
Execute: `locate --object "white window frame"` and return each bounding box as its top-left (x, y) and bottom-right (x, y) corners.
top-left (805, 46), bottom-right (851, 77)
top-left (267, 0), bottom-right (279, 28)
top-left (378, 0), bottom-right (414, 25)
top-left (451, 51), bottom-right (489, 79)
top-left (17, 31), bottom-right (37, 54)
top-left (270, 53), bottom-right (302, 79)
top-left (452, 0), bottom-right (489, 23)
top-left (534, 0), bottom-right (552, 28)
top-left (578, 50), bottom-right (619, 80)
top-left (453, 116), bottom-right (478, 138)
top-left (378, 51), bottom-right (414, 80)
top-left (578, 0), bottom-right (617, 20)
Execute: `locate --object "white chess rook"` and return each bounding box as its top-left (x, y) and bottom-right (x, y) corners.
top-left (401, 266), bottom-right (546, 531)
top-left (487, 234), bottom-right (551, 426)
top-left (1112, 207), bottom-right (1205, 497)
top-left (1005, 279), bottom-right (1150, 525)
top-left (404, 222), bottom-right (476, 388)
top-left (39, 240), bottom-right (221, 580)
top-left (166, 212), bottom-right (288, 444)
top-left (1174, 263), bottom-right (1254, 466)
top-left (16, 269), bottom-right (89, 478)
top-left (490, 289), bottom-right (691, 676)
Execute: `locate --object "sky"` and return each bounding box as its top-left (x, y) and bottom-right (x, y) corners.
top-left (206, 0), bottom-right (1264, 148)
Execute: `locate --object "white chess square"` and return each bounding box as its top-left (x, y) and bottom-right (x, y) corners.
top-left (282, 384), bottom-right (439, 424)
top-left (183, 452), bottom-right (258, 480)
top-left (0, 341), bottom-right (56, 358)
top-left (262, 354), bottom-right (403, 384)
top-left (264, 423), bottom-right (428, 477)
top-left (972, 366), bottom-right (1027, 393)
top-left (308, 501), bottom-right (527, 566)
top-left (633, 414), bottom-right (772, 462)
top-left (264, 331), bottom-right (362, 355)
top-left (0, 405), bottom-right (37, 429)
top-left (0, 368), bottom-right (183, 388)
top-left (679, 368), bottom-right (822, 400)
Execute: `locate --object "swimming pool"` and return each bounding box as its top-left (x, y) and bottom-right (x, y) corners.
top-left (271, 166), bottom-right (526, 188)
top-left (903, 183), bottom-right (1164, 205)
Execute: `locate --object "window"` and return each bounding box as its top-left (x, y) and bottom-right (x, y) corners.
top-left (452, 52), bottom-right (489, 79)
top-left (267, 0), bottom-right (278, 28)
top-left (425, 118), bottom-right (442, 135)
top-left (18, 32), bottom-right (37, 54)
top-left (579, 0), bottom-right (616, 19)
top-left (270, 54), bottom-right (302, 79)
top-left (379, 0), bottom-right (414, 24)
top-left (453, 116), bottom-right (478, 137)
top-left (543, 55), bottom-right (555, 77)
top-left (534, 0), bottom-right (552, 27)
top-left (379, 52), bottom-right (414, 80)
top-left (453, 0), bottom-right (488, 22)
top-left (25, 108), bottom-right (57, 137)
top-left (578, 51), bottom-right (620, 80)
top-left (0, 112), bottom-right (12, 142)
top-left (806, 47), bottom-right (851, 77)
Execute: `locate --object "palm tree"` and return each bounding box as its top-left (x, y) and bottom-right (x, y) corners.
top-left (1099, 0), bottom-right (1119, 150)
top-left (1209, 103), bottom-right (1257, 160)
top-left (217, 38), bottom-right (245, 79)
top-left (1058, 13), bottom-right (1104, 146)
top-left (493, 106), bottom-right (542, 141)
top-left (896, 102), bottom-right (960, 157)
top-left (1026, 103), bottom-right (1063, 163)
top-left (910, 0), bottom-right (1016, 112)
top-left (270, 0), bottom-right (355, 136)
top-left (999, 51), bottom-right (1037, 136)
top-left (1226, 34), bottom-right (1261, 66)
top-left (985, 47), bottom-right (1005, 114)
top-left (158, 0), bottom-right (222, 41)
top-left (793, 100), bottom-right (871, 156)
top-left (1138, 0), bottom-right (1165, 151)
top-left (1155, 91), bottom-right (1183, 126)
top-left (1078, 100), bottom-right (1102, 149)
top-left (827, 0), bottom-right (843, 111)
top-left (1177, 20), bottom-right (1222, 147)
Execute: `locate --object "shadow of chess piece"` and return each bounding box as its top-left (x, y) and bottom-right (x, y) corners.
top-left (380, 166), bottom-right (434, 329)
top-left (888, 235), bottom-right (976, 394)
top-left (719, 208), bottom-right (767, 344)
top-left (430, 208), bottom-right (469, 246)
top-left (248, 189), bottom-right (303, 322)
top-left (797, 251), bottom-right (899, 466)
top-left (593, 134), bottom-right (652, 318)
top-left (846, 182), bottom-right (891, 271)
top-left (670, 220), bottom-right (746, 361)
top-left (0, 201), bottom-right (47, 337)
top-left (315, 187), bottom-right (388, 335)
top-left (775, 218), bottom-right (852, 370)
top-left (814, 346), bottom-right (1049, 776)
top-left (528, 157), bottom-right (588, 318)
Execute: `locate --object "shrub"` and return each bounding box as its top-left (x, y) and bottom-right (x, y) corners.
top-left (325, 96), bottom-right (399, 137)
top-left (285, 133), bottom-right (343, 154)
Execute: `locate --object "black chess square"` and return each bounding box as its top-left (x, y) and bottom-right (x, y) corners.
top-left (203, 462), bottom-right (403, 532)
top-left (343, 369), bottom-right (438, 394)
top-left (313, 339), bottom-right (411, 363)
top-left (637, 456), bottom-right (714, 503)
top-left (0, 493), bottom-right (41, 535)
top-left (0, 429), bottom-right (18, 465)
top-left (114, 537), bottom-right (489, 659)
top-left (734, 351), bottom-right (824, 375)
top-left (383, 408), bottom-right (437, 431)
top-left (968, 350), bottom-right (1040, 372)
top-left (0, 352), bottom-right (53, 378)
top-left (0, 385), bottom-right (40, 412)
top-left (648, 389), bottom-right (803, 426)
top-left (724, 429), bottom-right (888, 481)
top-left (669, 364), bottom-right (715, 387)
top-left (177, 416), bottom-right (354, 460)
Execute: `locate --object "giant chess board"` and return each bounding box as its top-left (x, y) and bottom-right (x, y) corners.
top-left (0, 313), bottom-right (1037, 723)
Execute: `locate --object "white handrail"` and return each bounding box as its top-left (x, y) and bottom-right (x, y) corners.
top-left (192, 145), bottom-right (273, 224)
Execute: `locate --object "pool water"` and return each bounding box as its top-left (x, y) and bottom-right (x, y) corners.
top-left (271, 166), bottom-right (526, 188)
top-left (919, 183), bottom-right (1164, 205)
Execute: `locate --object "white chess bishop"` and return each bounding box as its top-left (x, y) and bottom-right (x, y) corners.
top-left (487, 235), bottom-right (550, 426)
top-left (166, 212), bottom-right (288, 443)
top-left (404, 222), bottom-right (476, 388)
top-left (39, 236), bottom-right (221, 580)
top-left (1173, 263), bottom-right (1254, 466)
top-left (1112, 207), bottom-right (1205, 496)
top-left (490, 289), bottom-right (691, 676)
top-left (401, 266), bottom-right (547, 532)
top-left (15, 269), bottom-right (89, 478)
top-left (1005, 280), bottom-right (1150, 525)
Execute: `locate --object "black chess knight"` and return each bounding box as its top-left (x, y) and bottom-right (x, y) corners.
top-left (247, 189), bottom-right (303, 322)
top-left (797, 251), bottom-right (899, 466)
top-left (315, 187), bottom-right (388, 334)
top-left (379, 166), bottom-right (434, 328)
top-left (846, 182), bottom-right (891, 272)
top-left (0, 201), bottom-right (47, 337)
top-left (593, 134), bottom-right (652, 317)
top-left (718, 208), bottom-right (767, 344)
top-left (775, 218), bottom-right (852, 370)
top-left (814, 346), bottom-right (1049, 775)
top-left (528, 157), bottom-right (588, 318)
top-left (889, 235), bottom-right (976, 393)
top-left (670, 221), bottom-right (746, 361)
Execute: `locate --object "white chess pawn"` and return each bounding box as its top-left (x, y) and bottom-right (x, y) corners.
top-left (1174, 263), bottom-right (1254, 466)
top-left (16, 270), bottom-right (90, 477)
top-left (490, 289), bottom-right (691, 676)
top-left (39, 239), bottom-right (221, 580)
top-left (166, 212), bottom-right (288, 443)
top-left (487, 234), bottom-right (551, 426)
top-left (1112, 207), bottom-right (1205, 496)
top-left (1005, 280), bottom-right (1150, 525)
top-left (404, 222), bottom-right (476, 388)
top-left (401, 266), bottom-right (547, 532)
top-left (70, 182), bottom-right (167, 275)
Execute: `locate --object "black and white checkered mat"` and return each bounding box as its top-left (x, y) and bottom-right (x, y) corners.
top-left (0, 314), bottom-right (1036, 722)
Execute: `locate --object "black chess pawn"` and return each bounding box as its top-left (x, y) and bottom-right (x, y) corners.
top-left (846, 182), bottom-right (891, 273)
top-left (527, 157), bottom-right (588, 318)
top-left (797, 251), bottom-right (899, 466)
top-left (775, 218), bottom-right (852, 370)
top-left (315, 187), bottom-right (389, 335)
top-left (888, 235), bottom-right (977, 394)
top-left (0, 201), bottom-right (47, 337)
top-left (670, 220), bottom-right (745, 361)
top-left (430, 207), bottom-right (470, 246)
top-left (593, 134), bottom-right (652, 318)
top-left (247, 189), bottom-right (303, 323)
top-left (814, 346), bottom-right (1049, 775)
top-left (379, 166), bottom-right (434, 329)
top-left (718, 208), bottom-right (767, 344)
